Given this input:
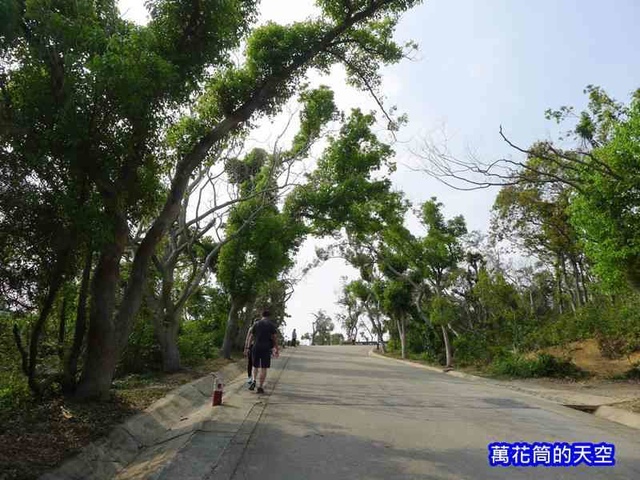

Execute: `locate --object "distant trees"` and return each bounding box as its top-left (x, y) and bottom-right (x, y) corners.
top-left (311, 310), bottom-right (335, 345)
top-left (329, 87), bottom-right (640, 371)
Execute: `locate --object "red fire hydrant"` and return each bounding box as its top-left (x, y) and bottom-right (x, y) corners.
top-left (212, 375), bottom-right (224, 406)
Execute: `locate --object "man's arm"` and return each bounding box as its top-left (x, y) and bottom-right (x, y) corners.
top-left (271, 333), bottom-right (279, 357)
top-left (244, 331), bottom-right (253, 356)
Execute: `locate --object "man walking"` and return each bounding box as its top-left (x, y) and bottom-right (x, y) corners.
top-left (244, 319), bottom-right (259, 384)
top-left (244, 309), bottom-right (279, 394)
top-left (291, 328), bottom-right (297, 347)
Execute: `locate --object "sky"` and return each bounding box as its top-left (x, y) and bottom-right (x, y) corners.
top-left (118, 0), bottom-right (640, 341)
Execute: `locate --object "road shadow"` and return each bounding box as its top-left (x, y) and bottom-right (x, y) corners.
top-left (231, 416), bottom-right (640, 480)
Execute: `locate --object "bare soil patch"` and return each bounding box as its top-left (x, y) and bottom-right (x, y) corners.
top-left (541, 339), bottom-right (640, 378)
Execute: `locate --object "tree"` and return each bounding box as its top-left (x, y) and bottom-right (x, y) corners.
top-left (347, 278), bottom-right (387, 350)
top-left (217, 158), bottom-right (303, 359)
top-left (286, 108), bottom-right (406, 240)
top-left (492, 178), bottom-right (589, 313)
top-left (311, 310), bottom-right (335, 345)
top-left (2, 0), bottom-right (423, 398)
top-left (215, 86), bottom-right (342, 359)
top-left (566, 90), bottom-right (640, 290)
top-left (417, 86), bottom-right (639, 293)
top-left (337, 280), bottom-right (364, 343)
top-left (415, 199), bottom-right (467, 367)
top-left (380, 278), bottom-right (414, 358)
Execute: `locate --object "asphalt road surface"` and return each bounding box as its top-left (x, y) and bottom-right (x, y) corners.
top-left (224, 346), bottom-right (640, 479)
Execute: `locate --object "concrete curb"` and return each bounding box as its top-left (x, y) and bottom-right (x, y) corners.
top-left (368, 349), bottom-right (640, 431)
top-left (594, 405), bottom-right (640, 430)
top-left (40, 361), bottom-right (245, 480)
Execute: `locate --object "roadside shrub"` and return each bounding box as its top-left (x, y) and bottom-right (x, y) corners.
top-left (592, 296), bottom-right (640, 359)
top-left (118, 318), bottom-right (161, 375)
top-left (490, 352), bottom-right (586, 379)
top-left (0, 374), bottom-right (31, 418)
top-left (523, 308), bottom-right (597, 351)
top-left (178, 319), bottom-right (219, 366)
top-left (622, 362), bottom-right (640, 380)
top-left (386, 337), bottom-right (400, 353)
top-left (452, 335), bottom-right (512, 366)
top-left (452, 335), bottom-right (486, 366)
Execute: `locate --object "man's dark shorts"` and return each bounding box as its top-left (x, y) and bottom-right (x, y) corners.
top-left (252, 346), bottom-right (271, 369)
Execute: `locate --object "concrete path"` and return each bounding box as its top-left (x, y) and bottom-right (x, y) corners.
top-left (217, 346), bottom-right (640, 479)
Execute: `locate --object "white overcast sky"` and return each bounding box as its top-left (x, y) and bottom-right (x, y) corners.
top-left (118, 0), bottom-right (640, 340)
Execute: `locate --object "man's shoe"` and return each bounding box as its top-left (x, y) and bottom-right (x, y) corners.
top-left (257, 386), bottom-right (265, 394)
top-left (246, 377), bottom-right (253, 385)
top-left (248, 380), bottom-right (256, 391)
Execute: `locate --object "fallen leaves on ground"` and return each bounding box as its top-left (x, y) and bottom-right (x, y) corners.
top-left (0, 356), bottom-right (237, 480)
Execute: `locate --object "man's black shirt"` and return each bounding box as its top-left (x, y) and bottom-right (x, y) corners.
top-left (252, 318), bottom-right (277, 349)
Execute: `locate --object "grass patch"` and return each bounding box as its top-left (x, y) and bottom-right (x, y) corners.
top-left (490, 353), bottom-right (587, 380)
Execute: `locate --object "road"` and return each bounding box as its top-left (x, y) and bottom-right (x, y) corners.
top-left (215, 346), bottom-right (640, 479)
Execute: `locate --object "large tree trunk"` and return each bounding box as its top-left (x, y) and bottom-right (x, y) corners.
top-left (581, 262), bottom-right (591, 303)
top-left (555, 267), bottom-right (565, 315)
top-left (396, 318), bottom-right (406, 359)
top-left (57, 295), bottom-right (68, 363)
top-left (75, 219), bottom-right (128, 400)
top-left (157, 254), bottom-right (182, 372)
top-left (156, 311), bottom-right (182, 373)
top-left (234, 295), bottom-right (257, 349)
top-left (560, 258), bottom-right (577, 313)
top-left (26, 268), bottom-right (66, 395)
top-left (155, 228), bottom-right (243, 368)
top-left (365, 305), bottom-right (385, 353)
top-left (441, 324), bottom-right (452, 368)
top-left (378, 331), bottom-right (386, 353)
top-left (63, 249), bottom-right (92, 393)
top-left (577, 260), bottom-right (590, 304)
top-left (221, 298), bottom-right (241, 359)
top-left (144, 279), bottom-right (180, 373)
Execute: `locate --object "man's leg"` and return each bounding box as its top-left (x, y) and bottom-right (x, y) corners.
top-left (248, 354), bottom-right (259, 390)
top-left (256, 349), bottom-right (271, 393)
top-left (258, 367), bottom-right (267, 388)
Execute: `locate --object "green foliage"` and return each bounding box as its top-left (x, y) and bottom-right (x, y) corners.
top-left (569, 96), bottom-right (640, 290)
top-left (290, 85), bottom-right (339, 156)
top-left (287, 109), bottom-right (404, 238)
top-left (0, 312), bottom-right (32, 413)
top-left (0, 374), bottom-right (31, 414)
top-left (429, 295), bottom-right (456, 326)
top-left (452, 335), bottom-right (504, 367)
top-left (218, 149), bottom-right (303, 305)
top-left (539, 87), bottom-right (640, 291)
top-left (184, 287), bottom-right (230, 346)
top-left (381, 279), bottom-right (414, 319)
top-left (177, 320), bottom-right (219, 366)
top-left (118, 317), bottom-right (161, 375)
top-left (417, 198), bottom-right (467, 291)
top-left (147, 0), bottom-right (257, 88)
top-left (311, 309), bottom-right (335, 345)
top-left (491, 353), bottom-right (586, 379)
top-left (591, 296), bottom-right (640, 359)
